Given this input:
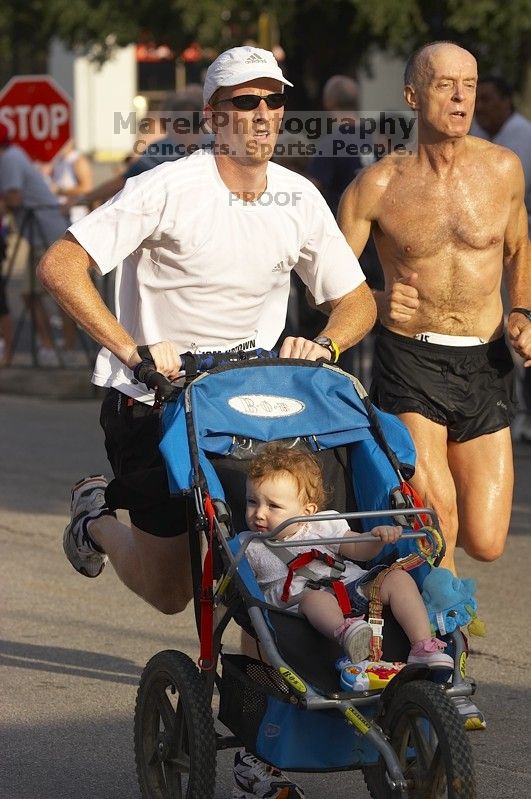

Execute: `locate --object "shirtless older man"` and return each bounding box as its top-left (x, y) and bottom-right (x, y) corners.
top-left (339, 41), bottom-right (531, 572)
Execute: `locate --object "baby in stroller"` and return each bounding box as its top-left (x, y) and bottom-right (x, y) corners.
top-left (244, 442), bottom-right (453, 670)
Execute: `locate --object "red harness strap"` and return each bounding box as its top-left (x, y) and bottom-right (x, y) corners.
top-left (281, 549), bottom-right (322, 602)
top-left (198, 494), bottom-right (216, 671)
top-left (331, 579), bottom-right (352, 616)
top-left (281, 549), bottom-right (352, 615)
top-left (400, 481), bottom-right (430, 529)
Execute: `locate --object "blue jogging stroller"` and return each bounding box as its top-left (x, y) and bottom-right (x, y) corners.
top-left (132, 350), bottom-right (478, 799)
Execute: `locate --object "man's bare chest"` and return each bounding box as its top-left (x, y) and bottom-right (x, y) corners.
top-left (376, 179), bottom-right (509, 258)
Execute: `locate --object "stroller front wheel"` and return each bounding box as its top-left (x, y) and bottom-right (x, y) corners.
top-left (362, 680), bottom-right (476, 799)
top-left (134, 649), bottom-right (216, 799)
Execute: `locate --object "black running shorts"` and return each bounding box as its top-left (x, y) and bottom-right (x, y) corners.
top-left (370, 328), bottom-right (518, 442)
top-left (99, 388), bottom-right (188, 537)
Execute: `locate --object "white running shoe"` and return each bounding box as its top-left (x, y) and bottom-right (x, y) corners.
top-left (63, 475), bottom-right (115, 578)
top-left (232, 750), bottom-right (305, 798)
top-left (341, 619), bottom-right (372, 664)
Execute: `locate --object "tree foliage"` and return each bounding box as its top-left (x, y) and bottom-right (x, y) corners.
top-left (349, 0), bottom-right (531, 88)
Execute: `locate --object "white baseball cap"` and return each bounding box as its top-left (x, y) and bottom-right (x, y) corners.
top-left (203, 46), bottom-right (293, 106)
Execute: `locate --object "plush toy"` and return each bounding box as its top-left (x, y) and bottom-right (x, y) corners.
top-left (421, 567), bottom-right (486, 637)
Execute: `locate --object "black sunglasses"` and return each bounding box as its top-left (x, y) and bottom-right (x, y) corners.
top-left (213, 92), bottom-right (287, 111)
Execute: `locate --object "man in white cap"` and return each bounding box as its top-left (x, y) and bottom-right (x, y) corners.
top-left (38, 47), bottom-right (376, 798)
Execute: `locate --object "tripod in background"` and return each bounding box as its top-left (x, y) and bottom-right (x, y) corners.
top-left (4, 206), bottom-right (93, 367)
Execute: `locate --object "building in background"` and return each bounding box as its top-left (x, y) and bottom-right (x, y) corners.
top-left (49, 40), bottom-right (137, 163)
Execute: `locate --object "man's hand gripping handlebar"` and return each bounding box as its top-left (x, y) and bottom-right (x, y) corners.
top-left (132, 345), bottom-right (277, 401)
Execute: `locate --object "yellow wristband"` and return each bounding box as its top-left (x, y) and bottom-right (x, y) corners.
top-left (313, 336), bottom-right (340, 363)
top-left (329, 339), bottom-right (340, 363)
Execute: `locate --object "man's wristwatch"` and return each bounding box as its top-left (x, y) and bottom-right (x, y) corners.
top-left (313, 336), bottom-right (340, 363)
top-left (510, 307), bottom-right (531, 321)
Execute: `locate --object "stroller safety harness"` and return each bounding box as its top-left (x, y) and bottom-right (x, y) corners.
top-left (279, 547), bottom-right (351, 613)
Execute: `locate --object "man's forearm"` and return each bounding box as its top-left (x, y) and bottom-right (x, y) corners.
top-left (37, 235), bottom-right (137, 367)
top-left (319, 281), bottom-right (377, 353)
top-left (505, 241), bottom-right (531, 309)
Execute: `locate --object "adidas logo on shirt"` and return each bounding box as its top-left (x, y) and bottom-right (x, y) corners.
top-left (245, 53), bottom-right (267, 64)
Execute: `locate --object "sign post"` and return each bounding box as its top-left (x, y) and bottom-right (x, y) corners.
top-left (0, 75), bottom-right (72, 162)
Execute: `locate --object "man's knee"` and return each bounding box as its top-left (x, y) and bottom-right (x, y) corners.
top-left (147, 578), bottom-right (193, 615)
top-left (462, 538), bottom-right (505, 563)
top-left (458, 517), bottom-right (508, 562)
top-left (157, 601), bottom-right (188, 616)
top-left (153, 587), bottom-right (193, 615)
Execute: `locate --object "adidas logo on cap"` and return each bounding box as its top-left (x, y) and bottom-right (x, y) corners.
top-left (245, 53), bottom-right (267, 63)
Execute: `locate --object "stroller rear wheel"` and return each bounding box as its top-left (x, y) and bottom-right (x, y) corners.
top-left (134, 649), bottom-right (216, 799)
top-left (362, 680), bottom-right (476, 799)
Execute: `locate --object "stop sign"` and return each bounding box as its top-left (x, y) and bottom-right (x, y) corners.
top-left (0, 75), bottom-right (71, 162)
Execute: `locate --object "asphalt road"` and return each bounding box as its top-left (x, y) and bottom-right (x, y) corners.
top-left (1, 393), bottom-right (530, 799)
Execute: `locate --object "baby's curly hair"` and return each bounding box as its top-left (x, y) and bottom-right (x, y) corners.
top-left (247, 442), bottom-right (328, 509)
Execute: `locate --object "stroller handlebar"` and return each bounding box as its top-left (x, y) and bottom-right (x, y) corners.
top-left (132, 346), bottom-right (277, 399)
top-left (259, 508), bottom-right (439, 546)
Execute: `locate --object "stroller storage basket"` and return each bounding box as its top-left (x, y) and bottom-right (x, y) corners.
top-left (219, 654), bottom-right (378, 771)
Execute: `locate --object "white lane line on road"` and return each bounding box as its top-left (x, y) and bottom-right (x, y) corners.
top-left (0, 652), bottom-right (140, 683)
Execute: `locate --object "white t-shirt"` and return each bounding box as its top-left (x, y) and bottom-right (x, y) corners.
top-left (473, 113), bottom-right (531, 230)
top-left (69, 149), bottom-right (365, 401)
top-left (245, 514), bottom-right (367, 608)
top-left (0, 144), bottom-right (67, 247)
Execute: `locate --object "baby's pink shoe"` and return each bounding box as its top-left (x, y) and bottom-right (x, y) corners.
top-left (407, 638), bottom-right (453, 669)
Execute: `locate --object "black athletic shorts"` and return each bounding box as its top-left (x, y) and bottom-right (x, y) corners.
top-left (99, 388), bottom-right (189, 537)
top-left (370, 328), bottom-right (518, 442)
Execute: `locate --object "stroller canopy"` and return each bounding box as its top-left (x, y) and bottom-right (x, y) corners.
top-left (160, 361), bottom-right (415, 507)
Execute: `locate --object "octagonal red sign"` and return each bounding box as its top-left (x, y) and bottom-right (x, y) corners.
top-left (0, 75), bottom-right (72, 162)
